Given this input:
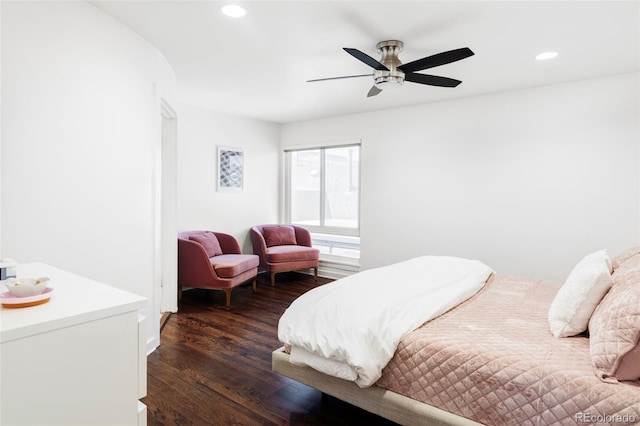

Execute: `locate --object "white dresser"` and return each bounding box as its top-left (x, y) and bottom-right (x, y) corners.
top-left (0, 263), bottom-right (147, 426)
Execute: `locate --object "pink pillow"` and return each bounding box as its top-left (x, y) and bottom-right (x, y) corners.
top-left (189, 233), bottom-right (223, 257)
top-left (611, 247), bottom-right (640, 271)
top-left (263, 225), bottom-right (297, 247)
top-left (588, 253), bottom-right (640, 382)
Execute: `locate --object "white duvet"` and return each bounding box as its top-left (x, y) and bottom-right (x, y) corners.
top-left (278, 255), bottom-right (494, 387)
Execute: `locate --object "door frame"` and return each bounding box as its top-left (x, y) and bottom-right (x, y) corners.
top-left (159, 98), bottom-right (178, 314)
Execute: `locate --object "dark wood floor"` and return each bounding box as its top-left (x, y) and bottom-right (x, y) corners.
top-left (143, 272), bottom-right (398, 426)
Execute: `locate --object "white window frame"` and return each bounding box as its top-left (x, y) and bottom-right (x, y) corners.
top-left (284, 140), bottom-right (361, 238)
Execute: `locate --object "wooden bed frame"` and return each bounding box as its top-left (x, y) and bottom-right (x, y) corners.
top-left (272, 347), bottom-right (482, 426)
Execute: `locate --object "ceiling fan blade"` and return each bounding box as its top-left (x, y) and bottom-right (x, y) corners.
top-left (367, 85), bottom-right (382, 97)
top-left (344, 48), bottom-right (389, 71)
top-left (307, 74), bottom-right (372, 83)
top-left (398, 47), bottom-right (474, 73)
top-left (404, 73), bottom-right (462, 87)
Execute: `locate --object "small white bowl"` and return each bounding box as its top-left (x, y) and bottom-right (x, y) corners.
top-left (3, 277), bottom-right (49, 297)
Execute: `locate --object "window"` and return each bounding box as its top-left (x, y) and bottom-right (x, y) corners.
top-left (285, 142), bottom-right (361, 259)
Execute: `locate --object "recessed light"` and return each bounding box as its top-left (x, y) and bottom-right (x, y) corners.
top-left (221, 4), bottom-right (246, 18)
top-left (536, 51), bottom-right (559, 61)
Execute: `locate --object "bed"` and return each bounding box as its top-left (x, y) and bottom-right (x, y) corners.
top-left (273, 250), bottom-right (640, 425)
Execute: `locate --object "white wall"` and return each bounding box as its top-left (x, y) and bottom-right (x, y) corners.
top-left (281, 73), bottom-right (640, 282)
top-left (176, 103), bottom-right (280, 253)
top-left (1, 1), bottom-right (176, 349)
top-left (0, 0), bottom-right (3, 260)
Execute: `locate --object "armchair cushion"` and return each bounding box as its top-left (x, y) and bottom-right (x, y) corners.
top-left (263, 225), bottom-right (297, 247)
top-left (189, 232), bottom-right (223, 257)
top-left (266, 245), bottom-right (320, 263)
top-left (211, 254), bottom-right (260, 279)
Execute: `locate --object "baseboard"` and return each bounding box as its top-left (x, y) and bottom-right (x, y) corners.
top-left (160, 312), bottom-right (172, 332)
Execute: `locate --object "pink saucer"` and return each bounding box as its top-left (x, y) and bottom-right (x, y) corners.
top-left (1, 287), bottom-right (54, 308)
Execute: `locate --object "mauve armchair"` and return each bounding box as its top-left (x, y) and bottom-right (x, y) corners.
top-left (178, 230), bottom-right (259, 307)
top-left (250, 224), bottom-right (320, 286)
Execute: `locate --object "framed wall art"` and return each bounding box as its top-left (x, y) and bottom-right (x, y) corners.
top-left (217, 146), bottom-right (244, 192)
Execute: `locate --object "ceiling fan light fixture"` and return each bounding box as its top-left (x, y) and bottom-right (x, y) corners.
top-left (374, 75), bottom-right (404, 90)
top-left (536, 51), bottom-right (558, 60)
top-left (221, 4), bottom-right (246, 18)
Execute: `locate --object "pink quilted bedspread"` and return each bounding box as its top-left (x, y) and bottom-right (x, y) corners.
top-left (376, 275), bottom-right (640, 425)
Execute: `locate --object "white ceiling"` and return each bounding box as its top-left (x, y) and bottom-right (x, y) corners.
top-left (91, 1), bottom-right (640, 124)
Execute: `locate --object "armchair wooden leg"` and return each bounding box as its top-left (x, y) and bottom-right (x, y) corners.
top-left (224, 289), bottom-right (232, 307)
top-left (270, 271), bottom-right (276, 287)
top-left (314, 267), bottom-right (318, 282)
top-left (252, 278), bottom-right (257, 292)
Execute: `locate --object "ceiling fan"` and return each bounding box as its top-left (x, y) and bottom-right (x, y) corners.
top-left (308, 40), bottom-right (474, 97)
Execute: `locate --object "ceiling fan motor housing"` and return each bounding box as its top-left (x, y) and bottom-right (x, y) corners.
top-left (374, 40), bottom-right (405, 90)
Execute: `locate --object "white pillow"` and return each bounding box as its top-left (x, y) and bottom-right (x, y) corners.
top-left (548, 249), bottom-right (612, 338)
